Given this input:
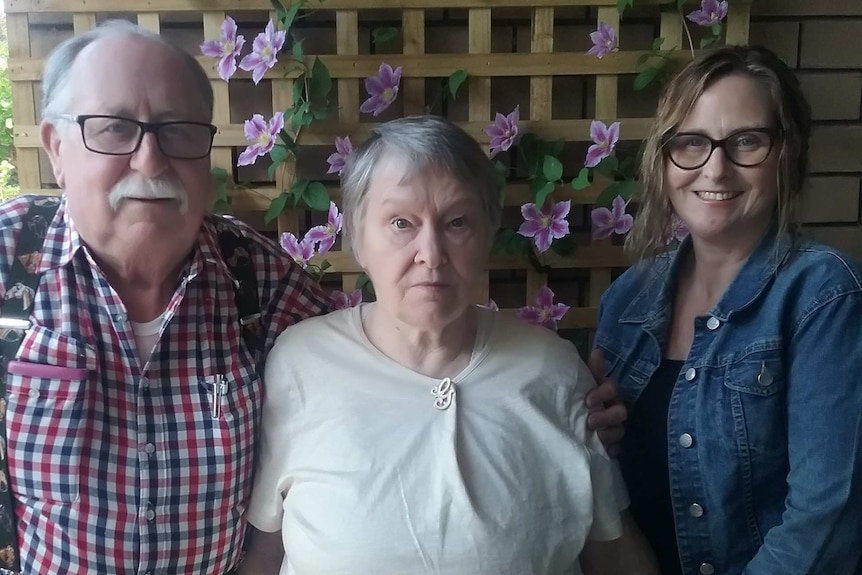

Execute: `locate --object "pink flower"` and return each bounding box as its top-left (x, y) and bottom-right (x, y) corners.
top-left (585, 120), bottom-right (620, 168)
top-left (482, 299), bottom-right (500, 311)
top-left (587, 22), bottom-right (618, 59)
top-left (517, 286), bottom-right (570, 331)
top-left (591, 195), bottom-right (634, 240)
top-left (517, 199), bottom-right (571, 253)
top-left (331, 289), bottom-right (363, 310)
top-left (200, 16), bottom-right (245, 82)
top-left (237, 112), bottom-right (285, 167)
top-left (665, 214), bottom-right (690, 244)
top-left (280, 232), bottom-right (315, 269)
top-left (485, 106), bottom-right (521, 158)
top-left (304, 201), bottom-right (343, 255)
top-left (238, 19), bottom-right (287, 85)
top-left (360, 63), bottom-right (402, 117)
top-left (687, 0), bottom-right (728, 26)
top-left (326, 136), bottom-right (353, 175)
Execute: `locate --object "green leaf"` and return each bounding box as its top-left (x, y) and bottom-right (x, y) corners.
top-left (269, 0), bottom-right (284, 14)
top-left (711, 23), bottom-right (723, 36)
top-left (318, 259), bottom-right (332, 273)
top-left (309, 57), bottom-right (332, 105)
top-left (211, 167), bottom-right (231, 211)
top-left (652, 36), bottom-right (666, 51)
top-left (270, 144), bottom-right (290, 165)
top-left (302, 181), bottom-right (330, 211)
top-left (542, 155), bottom-right (564, 182)
top-left (550, 235), bottom-right (575, 256)
top-left (700, 35), bottom-right (719, 49)
top-left (283, 1), bottom-right (303, 31)
top-left (636, 53), bottom-right (652, 67)
top-left (211, 167), bottom-right (229, 182)
top-left (292, 77), bottom-right (305, 106)
top-left (529, 177), bottom-right (556, 207)
top-left (288, 178), bottom-right (310, 203)
top-left (571, 167), bottom-right (591, 190)
top-left (676, 0), bottom-right (687, 11)
top-left (279, 128), bottom-right (295, 148)
top-left (267, 161), bottom-right (279, 181)
top-left (549, 138), bottom-right (566, 157)
top-left (517, 133), bottom-right (540, 178)
top-left (617, 0), bottom-right (634, 17)
top-left (356, 272), bottom-right (376, 298)
top-left (594, 155), bottom-right (619, 177)
top-left (212, 199), bottom-right (232, 213)
top-left (633, 66), bottom-right (661, 91)
top-left (292, 39), bottom-right (304, 62)
top-left (265, 193), bottom-right (289, 223)
top-left (447, 69), bottom-right (468, 100)
top-left (595, 179), bottom-right (637, 207)
top-left (371, 26), bottom-right (399, 46)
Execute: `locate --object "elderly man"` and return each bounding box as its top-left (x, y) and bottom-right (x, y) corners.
top-left (0, 21), bottom-right (328, 574)
top-left (0, 20), bottom-right (624, 575)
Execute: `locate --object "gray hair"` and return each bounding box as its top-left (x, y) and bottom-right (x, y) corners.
top-left (41, 19), bottom-right (214, 121)
top-left (340, 115), bottom-right (502, 256)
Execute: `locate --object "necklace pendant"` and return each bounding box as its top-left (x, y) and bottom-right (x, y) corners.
top-left (431, 377), bottom-right (455, 410)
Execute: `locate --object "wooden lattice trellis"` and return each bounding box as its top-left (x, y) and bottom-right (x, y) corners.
top-left (5, 0), bottom-right (752, 345)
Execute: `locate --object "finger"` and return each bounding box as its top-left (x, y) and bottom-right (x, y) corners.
top-left (597, 426), bottom-right (625, 446)
top-left (585, 378), bottom-right (619, 410)
top-left (587, 348), bottom-right (605, 383)
top-left (587, 403), bottom-right (628, 429)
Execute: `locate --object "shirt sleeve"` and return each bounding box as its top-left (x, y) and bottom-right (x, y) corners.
top-left (245, 332), bottom-right (299, 533)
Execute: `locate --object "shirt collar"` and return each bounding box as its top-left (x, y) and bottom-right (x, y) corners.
top-left (35, 197), bottom-right (237, 285)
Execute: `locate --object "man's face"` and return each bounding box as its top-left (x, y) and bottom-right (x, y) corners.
top-left (41, 34), bottom-right (214, 256)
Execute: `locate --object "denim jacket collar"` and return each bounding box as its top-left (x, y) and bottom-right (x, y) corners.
top-left (618, 225), bottom-right (793, 326)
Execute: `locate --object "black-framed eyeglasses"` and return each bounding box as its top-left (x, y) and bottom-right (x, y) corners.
top-left (58, 114), bottom-right (217, 160)
top-left (662, 127), bottom-right (783, 170)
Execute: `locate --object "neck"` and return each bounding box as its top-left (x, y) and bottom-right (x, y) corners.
top-left (90, 244), bottom-right (190, 322)
top-left (684, 234), bottom-right (759, 306)
top-left (363, 303), bottom-right (478, 379)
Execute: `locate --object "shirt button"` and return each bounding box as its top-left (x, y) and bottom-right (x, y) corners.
top-left (700, 563), bottom-right (715, 575)
top-left (689, 503), bottom-right (705, 518)
top-left (679, 433), bottom-right (694, 448)
top-left (116, 313), bottom-right (127, 323)
top-left (28, 389), bottom-right (40, 399)
top-left (140, 376), bottom-right (149, 391)
top-left (144, 443), bottom-right (156, 455)
top-left (145, 508), bottom-right (156, 521)
top-left (685, 367), bottom-right (697, 381)
top-left (706, 316), bottom-right (720, 330)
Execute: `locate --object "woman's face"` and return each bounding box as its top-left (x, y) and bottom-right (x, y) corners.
top-left (664, 73), bottom-right (781, 251)
top-left (356, 155), bottom-right (489, 332)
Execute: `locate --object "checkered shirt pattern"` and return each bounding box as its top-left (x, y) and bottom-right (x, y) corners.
top-left (0, 195), bottom-right (330, 574)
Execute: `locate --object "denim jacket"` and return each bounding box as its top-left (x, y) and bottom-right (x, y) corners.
top-left (595, 231), bottom-right (862, 575)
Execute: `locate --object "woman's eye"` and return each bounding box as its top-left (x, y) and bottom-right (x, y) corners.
top-left (678, 135), bottom-right (708, 148)
top-left (393, 218), bottom-right (410, 229)
top-left (449, 217), bottom-right (465, 228)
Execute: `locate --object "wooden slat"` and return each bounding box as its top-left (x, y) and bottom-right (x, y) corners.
top-left (660, 10), bottom-right (684, 53)
top-left (14, 118), bottom-right (656, 148)
top-left (6, 13), bottom-right (40, 193)
top-left (401, 9), bottom-right (425, 115)
top-left (203, 12), bottom-right (234, 187)
top-left (725, 2), bottom-right (751, 46)
top-left (137, 12), bottom-right (160, 33)
top-left (9, 51), bottom-right (695, 82)
top-left (336, 10), bottom-right (361, 294)
top-left (72, 13), bottom-right (96, 33)
top-left (6, 0), bottom-right (741, 12)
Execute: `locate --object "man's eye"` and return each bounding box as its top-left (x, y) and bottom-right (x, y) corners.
top-left (449, 217), bottom-right (465, 228)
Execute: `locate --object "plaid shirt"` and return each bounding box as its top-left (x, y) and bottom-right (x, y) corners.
top-left (0, 195), bottom-right (329, 574)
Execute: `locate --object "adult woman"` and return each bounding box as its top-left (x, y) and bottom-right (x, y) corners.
top-left (593, 45), bottom-right (862, 575)
top-left (239, 116), bottom-right (657, 574)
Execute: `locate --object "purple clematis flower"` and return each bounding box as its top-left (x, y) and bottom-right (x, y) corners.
top-left (304, 202), bottom-right (343, 255)
top-left (280, 232), bottom-right (315, 269)
top-left (360, 63), bottom-right (402, 117)
top-left (518, 199), bottom-right (571, 253)
top-left (237, 112), bottom-right (285, 167)
top-left (587, 22), bottom-right (618, 59)
top-left (591, 195), bottom-right (634, 240)
top-left (326, 136), bottom-right (353, 175)
top-left (585, 120), bottom-right (620, 168)
top-left (517, 286), bottom-right (570, 331)
top-left (200, 16), bottom-right (245, 82)
top-left (687, 0), bottom-right (729, 26)
top-left (485, 106), bottom-right (521, 157)
top-left (331, 289), bottom-right (363, 310)
top-left (238, 19), bottom-right (287, 85)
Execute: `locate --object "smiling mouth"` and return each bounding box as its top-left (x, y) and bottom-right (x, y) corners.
top-left (695, 191), bottom-right (743, 201)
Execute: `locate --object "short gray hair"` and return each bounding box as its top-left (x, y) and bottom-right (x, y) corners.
top-left (340, 115), bottom-right (502, 256)
top-left (41, 20), bottom-right (214, 121)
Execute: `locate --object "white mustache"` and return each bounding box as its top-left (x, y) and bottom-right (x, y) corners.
top-left (108, 174), bottom-right (189, 213)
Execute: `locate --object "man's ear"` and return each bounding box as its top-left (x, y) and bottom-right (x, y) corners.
top-left (40, 120), bottom-right (66, 188)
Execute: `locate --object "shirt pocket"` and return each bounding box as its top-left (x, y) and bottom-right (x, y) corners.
top-left (4, 327), bottom-right (97, 504)
top-left (723, 344), bottom-right (787, 458)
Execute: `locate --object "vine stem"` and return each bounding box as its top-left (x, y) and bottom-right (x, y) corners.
top-left (680, 8), bottom-right (695, 57)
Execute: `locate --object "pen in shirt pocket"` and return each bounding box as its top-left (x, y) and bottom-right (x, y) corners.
top-left (204, 374), bottom-right (228, 419)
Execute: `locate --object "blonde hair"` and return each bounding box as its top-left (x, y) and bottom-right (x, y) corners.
top-left (626, 45), bottom-right (812, 262)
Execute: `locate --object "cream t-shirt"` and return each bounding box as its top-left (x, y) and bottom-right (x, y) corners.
top-left (249, 304), bottom-right (628, 575)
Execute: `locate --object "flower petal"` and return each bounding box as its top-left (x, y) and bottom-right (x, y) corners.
top-left (535, 285), bottom-right (555, 308)
top-left (551, 199), bottom-right (571, 220)
top-left (585, 144), bottom-right (608, 168)
top-left (237, 145), bottom-right (263, 167)
top-left (614, 213), bottom-right (634, 235)
top-left (590, 120), bottom-right (608, 145)
top-left (611, 195), bottom-right (627, 219)
top-left (533, 229), bottom-right (553, 253)
top-left (520, 202), bottom-right (540, 222)
top-left (517, 219), bottom-right (543, 238)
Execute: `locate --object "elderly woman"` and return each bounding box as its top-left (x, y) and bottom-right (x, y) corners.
top-left (238, 116), bottom-right (657, 574)
top-left (593, 45), bottom-right (862, 575)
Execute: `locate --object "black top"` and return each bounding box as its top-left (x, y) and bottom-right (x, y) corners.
top-left (619, 359), bottom-right (685, 575)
